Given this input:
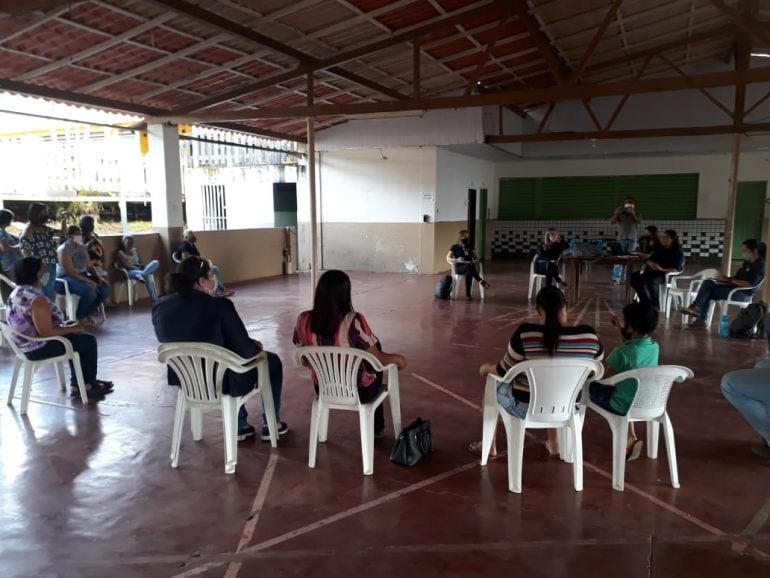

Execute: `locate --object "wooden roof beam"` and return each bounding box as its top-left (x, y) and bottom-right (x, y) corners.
top-left (171, 0), bottom-right (509, 113)
top-left (513, 0), bottom-right (570, 84)
top-left (709, 0), bottom-right (770, 47)
top-left (570, 0), bottom-right (624, 83)
top-left (149, 66), bottom-right (770, 123)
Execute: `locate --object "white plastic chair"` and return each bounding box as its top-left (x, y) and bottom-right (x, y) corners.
top-left (528, 255), bottom-right (546, 301)
top-left (657, 265), bottom-right (684, 318)
top-left (294, 346), bottom-right (402, 476)
top-left (665, 268), bottom-right (719, 320)
top-left (158, 343), bottom-right (278, 474)
top-left (1, 321), bottom-right (89, 413)
top-left (114, 264), bottom-right (156, 306)
top-left (447, 256), bottom-right (485, 300)
top-left (55, 277), bottom-right (106, 322)
top-left (705, 278), bottom-right (764, 329)
top-left (0, 273), bottom-right (16, 347)
top-left (480, 358), bottom-right (604, 493)
top-left (586, 365), bottom-right (693, 491)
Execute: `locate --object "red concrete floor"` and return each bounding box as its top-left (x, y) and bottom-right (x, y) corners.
top-left (1, 261), bottom-right (769, 578)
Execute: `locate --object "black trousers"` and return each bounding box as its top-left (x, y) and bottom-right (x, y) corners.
top-left (535, 259), bottom-right (564, 286)
top-left (455, 262), bottom-right (482, 296)
top-left (630, 270), bottom-right (665, 308)
top-left (26, 332), bottom-right (98, 387)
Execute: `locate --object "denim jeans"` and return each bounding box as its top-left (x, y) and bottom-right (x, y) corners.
top-left (721, 360), bottom-right (770, 445)
top-left (211, 265), bottom-right (225, 292)
top-left (630, 270), bottom-right (665, 308)
top-left (56, 276), bottom-right (111, 320)
top-left (41, 263), bottom-right (57, 300)
top-left (692, 279), bottom-right (750, 320)
top-left (238, 351), bottom-right (283, 429)
top-left (126, 260), bottom-right (160, 301)
top-left (496, 382), bottom-right (528, 419)
top-left (26, 332), bottom-right (98, 387)
top-left (612, 239), bottom-right (637, 282)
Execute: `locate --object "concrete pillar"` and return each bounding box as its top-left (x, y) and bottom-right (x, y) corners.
top-left (147, 123), bottom-right (185, 289)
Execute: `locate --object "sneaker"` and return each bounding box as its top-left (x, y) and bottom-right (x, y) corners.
top-left (261, 421), bottom-right (289, 441)
top-left (237, 424), bottom-right (257, 441)
top-left (95, 379), bottom-right (114, 393)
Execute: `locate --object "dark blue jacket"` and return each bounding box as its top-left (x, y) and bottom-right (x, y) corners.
top-left (152, 290), bottom-right (259, 397)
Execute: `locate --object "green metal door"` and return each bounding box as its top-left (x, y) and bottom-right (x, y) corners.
top-left (478, 188), bottom-right (488, 260)
top-left (732, 181), bottom-right (767, 258)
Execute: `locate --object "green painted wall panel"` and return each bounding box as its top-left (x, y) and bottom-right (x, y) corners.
top-left (499, 173), bottom-right (698, 220)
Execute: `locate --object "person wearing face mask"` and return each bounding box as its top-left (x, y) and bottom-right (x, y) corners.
top-left (5, 257), bottom-right (113, 400)
top-left (630, 229), bottom-right (684, 309)
top-left (80, 215), bottom-right (117, 308)
top-left (446, 229), bottom-right (490, 301)
top-left (172, 229), bottom-right (234, 297)
top-left (152, 256), bottom-right (287, 442)
top-left (56, 225), bottom-right (111, 325)
top-left (588, 302), bottom-right (659, 461)
top-left (609, 197), bottom-right (642, 286)
top-left (19, 202), bottom-right (68, 300)
top-left (536, 227), bottom-right (569, 287)
top-left (680, 239), bottom-right (766, 330)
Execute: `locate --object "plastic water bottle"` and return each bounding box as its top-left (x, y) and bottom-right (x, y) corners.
top-left (719, 314), bottom-right (730, 338)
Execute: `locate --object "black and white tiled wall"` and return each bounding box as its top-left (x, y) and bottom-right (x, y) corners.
top-left (492, 219), bottom-right (724, 260)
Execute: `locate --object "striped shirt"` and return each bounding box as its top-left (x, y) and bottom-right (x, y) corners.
top-left (496, 323), bottom-right (604, 404)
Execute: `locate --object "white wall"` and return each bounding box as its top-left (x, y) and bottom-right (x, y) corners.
top-left (435, 147), bottom-right (495, 221)
top-left (318, 147), bottom-right (437, 223)
top-left (315, 108), bottom-right (484, 149)
top-left (495, 151), bottom-right (770, 219)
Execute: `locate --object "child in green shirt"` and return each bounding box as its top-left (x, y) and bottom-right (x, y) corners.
top-left (590, 302), bottom-right (660, 461)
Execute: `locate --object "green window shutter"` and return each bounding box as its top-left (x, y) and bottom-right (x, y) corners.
top-left (498, 173), bottom-right (698, 220)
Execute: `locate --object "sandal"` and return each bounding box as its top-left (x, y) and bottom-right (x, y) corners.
top-left (468, 441), bottom-right (500, 459)
top-left (480, 280), bottom-right (490, 289)
top-left (626, 439), bottom-right (643, 462)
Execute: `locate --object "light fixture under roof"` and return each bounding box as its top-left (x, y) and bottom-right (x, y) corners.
top-left (751, 52), bottom-right (770, 58)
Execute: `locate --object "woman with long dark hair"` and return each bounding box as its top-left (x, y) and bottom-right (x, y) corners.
top-left (19, 202), bottom-right (68, 300)
top-left (630, 229), bottom-right (684, 308)
top-left (681, 238), bottom-right (767, 329)
top-left (470, 286), bottom-right (603, 456)
top-left (152, 256), bottom-right (287, 441)
top-left (6, 256), bottom-right (112, 399)
top-left (535, 227), bottom-right (569, 287)
top-left (293, 269), bottom-right (407, 438)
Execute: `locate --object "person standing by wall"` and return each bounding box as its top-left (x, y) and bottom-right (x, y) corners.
top-left (610, 197), bottom-right (642, 286)
top-left (19, 202), bottom-right (67, 300)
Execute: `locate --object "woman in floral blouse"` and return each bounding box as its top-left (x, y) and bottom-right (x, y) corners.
top-left (19, 202), bottom-right (67, 300)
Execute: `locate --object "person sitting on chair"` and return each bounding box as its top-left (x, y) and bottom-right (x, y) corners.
top-left (469, 286), bottom-right (603, 458)
top-left (172, 229), bottom-right (233, 297)
top-left (293, 269), bottom-right (407, 439)
top-left (636, 225), bottom-right (659, 257)
top-left (56, 225), bottom-right (110, 326)
top-left (79, 215), bottom-right (117, 308)
top-left (446, 229), bottom-right (489, 301)
top-left (680, 239), bottom-right (766, 330)
top-left (115, 234), bottom-right (160, 303)
top-left (630, 229), bottom-right (684, 309)
top-left (721, 314), bottom-right (770, 460)
top-left (6, 256), bottom-right (113, 400)
top-left (536, 227), bottom-right (569, 287)
top-left (152, 256), bottom-right (287, 442)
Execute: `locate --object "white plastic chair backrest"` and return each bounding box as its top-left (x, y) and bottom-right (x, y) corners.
top-left (500, 358), bottom-right (604, 424)
top-left (622, 366), bottom-right (694, 420)
top-left (0, 321), bottom-right (27, 358)
top-left (294, 346), bottom-right (383, 407)
top-left (157, 342), bottom-right (253, 404)
top-left (530, 254), bottom-right (539, 276)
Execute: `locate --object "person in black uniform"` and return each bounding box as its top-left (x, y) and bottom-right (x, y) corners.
top-left (536, 228), bottom-right (569, 287)
top-left (446, 229), bottom-right (489, 301)
top-left (630, 229), bottom-right (684, 309)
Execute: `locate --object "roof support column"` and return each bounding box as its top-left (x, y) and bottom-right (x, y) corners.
top-left (722, 133), bottom-right (742, 275)
top-left (306, 72), bottom-right (319, 292)
top-left (147, 123), bottom-right (185, 280)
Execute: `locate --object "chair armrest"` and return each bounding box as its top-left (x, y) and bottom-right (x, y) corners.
top-left (727, 285), bottom-right (756, 300)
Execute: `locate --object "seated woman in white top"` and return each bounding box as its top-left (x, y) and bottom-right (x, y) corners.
top-left (115, 235), bottom-right (160, 302)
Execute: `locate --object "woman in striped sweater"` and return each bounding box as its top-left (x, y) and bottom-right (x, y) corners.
top-left (470, 286), bottom-right (604, 457)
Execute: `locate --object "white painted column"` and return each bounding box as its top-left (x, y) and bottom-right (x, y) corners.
top-left (146, 123), bottom-right (185, 292)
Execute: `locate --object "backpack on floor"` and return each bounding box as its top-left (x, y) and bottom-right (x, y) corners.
top-left (729, 302), bottom-right (767, 338)
top-left (434, 275), bottom-right (453, 300)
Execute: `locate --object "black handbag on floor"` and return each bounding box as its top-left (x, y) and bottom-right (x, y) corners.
top-left (390, 418), bottom-right (432, 466)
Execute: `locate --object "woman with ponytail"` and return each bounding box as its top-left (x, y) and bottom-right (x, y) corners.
top-left (152, 256), bottom-right (287, 441)
top-left (470, 286), bottom-right (603, 457)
